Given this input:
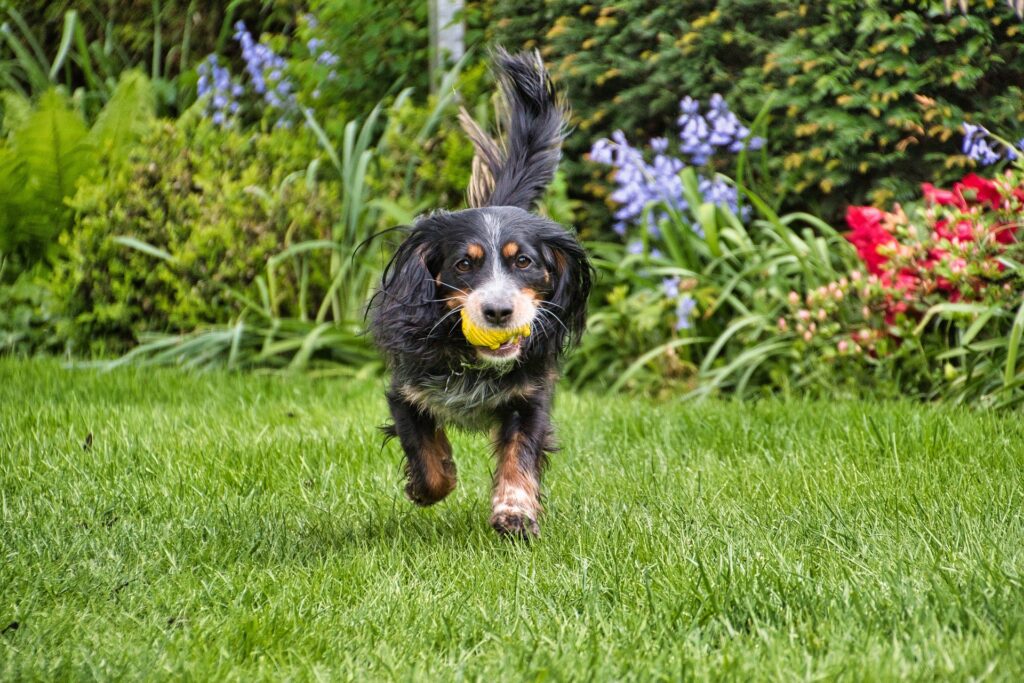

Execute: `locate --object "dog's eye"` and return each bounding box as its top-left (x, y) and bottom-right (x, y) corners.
top-left (515, 255), bottom-right (532, 269)
top-left (455, 258), bottom-right (472, 273)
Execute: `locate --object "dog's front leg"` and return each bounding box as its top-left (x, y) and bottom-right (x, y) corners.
top-left (490, 399), bottom-right (552, 539)
top-left (386, 391), bottom-right (457, 506)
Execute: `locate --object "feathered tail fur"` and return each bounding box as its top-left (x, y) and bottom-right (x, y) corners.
top-left (459, 48), bottom-right (568, 211)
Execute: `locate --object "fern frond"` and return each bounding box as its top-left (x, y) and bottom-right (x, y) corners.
top-left (1, 90), bottom-right (31, 135)
top-left (89, 70), bottom-right (155, 161)
top-left (9, 90), bottom-right (94, 246)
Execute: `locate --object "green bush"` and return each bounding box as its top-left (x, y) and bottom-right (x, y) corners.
top-left (490, 1), bottom-right (1024, 227)
top-left (52, 117), bottom-right (342, 355)
top-left (0, 267), bottom-right (61, 354)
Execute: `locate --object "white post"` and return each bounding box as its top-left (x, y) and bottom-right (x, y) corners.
top-left (429, 0), bottom-right (464, 91)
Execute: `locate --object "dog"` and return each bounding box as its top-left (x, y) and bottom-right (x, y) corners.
top-left (370, 49), bottom-right (591, 539)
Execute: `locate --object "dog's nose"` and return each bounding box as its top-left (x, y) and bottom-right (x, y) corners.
top-left (482, 303), bottom-right (514, 326)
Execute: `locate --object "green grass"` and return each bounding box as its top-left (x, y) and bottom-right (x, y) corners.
top-left (2, 359), bottom-right (1023, 680)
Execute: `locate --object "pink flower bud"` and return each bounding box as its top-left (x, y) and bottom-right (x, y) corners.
top-left (851, 270), bottom-right (862, 281)
top-left (778, 318), bottom-right (788, 331)
top-left (797, 309), bottom-right (811, 321)
top-left (788, 291), bottom-right (800, 305)
top-left (838, 340), bottom-right (849, 353)
top-left (834, 289), bottom-right (844, 301)
top-left (862, 306), bottom-right (870, 318)
top-left (803, 330), bottom-right (813, 342)
top-left (817, 308), bottom-right (827, 320)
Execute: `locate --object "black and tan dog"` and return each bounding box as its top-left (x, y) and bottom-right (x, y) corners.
top-left (370, 49), bottom-right (590, 539)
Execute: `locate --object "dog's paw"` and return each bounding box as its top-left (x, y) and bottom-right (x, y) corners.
top-left (490, 510), bottom-right (540, 540)
top-left (405, 458), bottom-right (457, 506)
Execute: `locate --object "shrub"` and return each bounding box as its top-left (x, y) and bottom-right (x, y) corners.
top-left (0, 266), bottom-right (61, 355)
top-left (776, 155), bottom-right (1024, 406)
top-left (489, 1), bottom-right (1024, 228)
top-left (52, 117), bottom-right (342, 355)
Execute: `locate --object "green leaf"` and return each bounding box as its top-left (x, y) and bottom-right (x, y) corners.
top-left (88, 70), bottom-right (155, 161)
top-left (1, 91), bottom-right (31, 133)
top-left (8, 90), bottom-right (94, 249)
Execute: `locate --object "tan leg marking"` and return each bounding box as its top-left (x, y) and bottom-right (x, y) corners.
top-left (490, 432), bottom-right (541, 538)
top-left (405, 428), bottom-right (457, 506)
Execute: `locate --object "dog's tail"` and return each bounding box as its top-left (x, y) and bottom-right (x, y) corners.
top-left (459, 48), bottom-right (568, 211)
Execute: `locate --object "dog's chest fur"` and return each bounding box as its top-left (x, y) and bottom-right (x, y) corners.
top-left (398, 368), bottom-right (538, 430)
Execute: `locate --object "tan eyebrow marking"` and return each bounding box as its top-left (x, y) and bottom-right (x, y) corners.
top-left (467, 243), bottom-right (484, 259)
top-left (502, 242), bottom-right (520, 258)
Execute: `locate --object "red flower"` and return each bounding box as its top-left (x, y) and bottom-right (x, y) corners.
top-left (992, 222), bottom-right (1018, 245)
top-left (933, 219), bottom-right (974, 243)
top-left (922, 182), bottom-right (966, 210)
top-left (845, 206), bottom-right (895, 275)
top-left (956, 173), bottom-right (1002, 208)
top-left (880, 269), bottom-right (920, 293)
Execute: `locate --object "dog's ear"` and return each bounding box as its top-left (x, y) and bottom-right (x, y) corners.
top-left (372, 226), bottom-right (442, 344)
top-left (542, 229), bottom-right (592, 348)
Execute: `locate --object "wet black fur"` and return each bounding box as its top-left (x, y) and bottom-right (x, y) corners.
top-left (369, 50), bottom-right (590, 536)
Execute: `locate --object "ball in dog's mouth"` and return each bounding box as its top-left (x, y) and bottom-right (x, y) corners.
top-left (460, 309), bottom-right (531, 360)
top-left (476, 334), bottom-right (524, 360)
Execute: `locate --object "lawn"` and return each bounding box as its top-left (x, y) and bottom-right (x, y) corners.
top-left (1, 359), bottom-right (1023, 680)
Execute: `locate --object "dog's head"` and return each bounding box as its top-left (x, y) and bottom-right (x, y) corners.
top-left (372, 50), bottom-right (588, 368)
top-left (373, 206), bottom-right (590, 366)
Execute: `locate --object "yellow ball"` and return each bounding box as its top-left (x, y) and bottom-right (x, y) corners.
top-left (460, 308), bottom-right (531, 349)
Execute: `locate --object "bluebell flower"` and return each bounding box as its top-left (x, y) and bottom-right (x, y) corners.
top-left (234, 21), bottom-right (296, 114)
top-left (627, 241), bottom-right (644, 255)
top-left (675, 296), bottom-right (697, 331)
top-left (590, 95), bottom-right (755, 250)
top-left (677, 94), bottom-right (762, 164)
top-left (196, 55), bottom-right (239, 128)
top-left (963, 122), bottom-right (1008, 165)
top-left (662, 276), bottom-right (680, 299)
top-left (317, 51), bottom-right (341, 67)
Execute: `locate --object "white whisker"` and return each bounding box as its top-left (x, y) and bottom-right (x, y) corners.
top-left (426, 305), bottom-right (465, 338)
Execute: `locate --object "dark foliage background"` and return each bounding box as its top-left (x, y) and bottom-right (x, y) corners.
top-left (488, 0), bottom-right (1024, 227)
